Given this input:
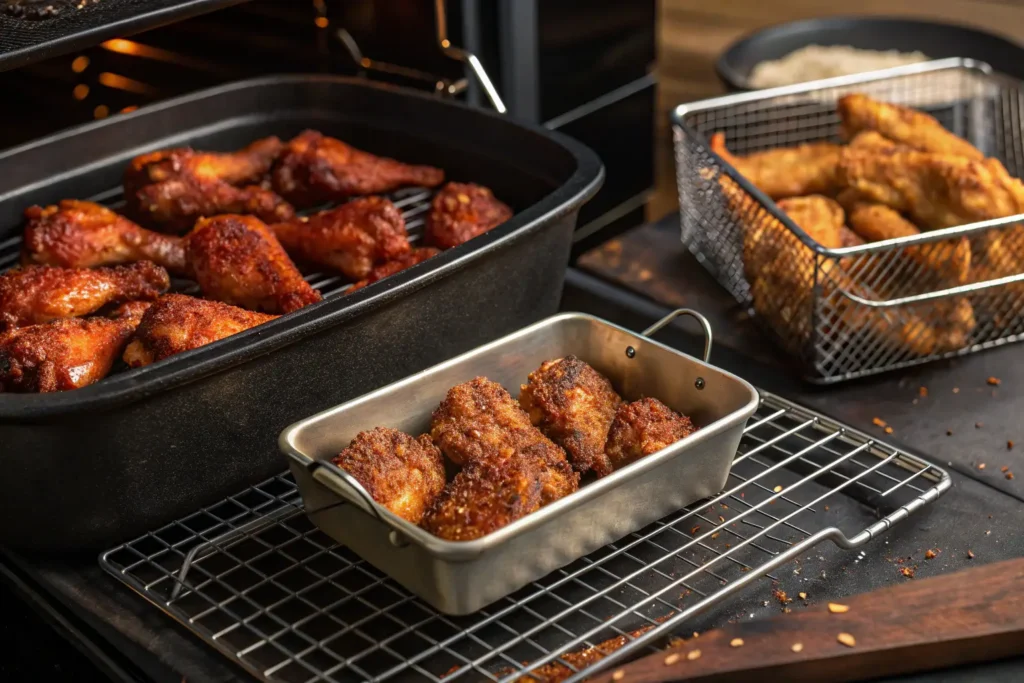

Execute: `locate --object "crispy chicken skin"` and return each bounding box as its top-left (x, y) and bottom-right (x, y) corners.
top-left (124, 137), bottom-right (294, 233)
top-left (271, 196), bottom-right (411, 279)
top-left (123, 294), bottom-right (277, 367)
top-left (0, 262), bottom-right (169, 330)
top-left (838, 94), bottom-right (983, 160)
top-left (519, 356), bottom-right (621, 477)
top-left (775, 196), bottom-right (845, 248)
top-left (0, 314), bottom-right (141, 393)
top-left (709, 132), bottom-right (842, 199)
top-left (332, 428), bottom-right (445, 524)
top-left (187, 215), bottom-right (322, 314)
top-left (424, 182), bottom-right (513, 249)
top-left (22, 200), bottom-right (188, 275)
top-left (272, 130), bottom-right (445, 206)
top-left (604, 398), bottom-right (696, 471)
top-left (348, 247), bottom-right (441, 292)
top-left (420, 442), bottom-right (577, 541)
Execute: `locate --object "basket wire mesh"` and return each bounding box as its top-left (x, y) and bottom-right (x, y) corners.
top-left (673, 59), bottom-right (1024, 383)
top-left (101, 392), bottom-right (949, 683)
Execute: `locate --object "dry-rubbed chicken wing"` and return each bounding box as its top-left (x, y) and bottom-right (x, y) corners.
top-left (272, 130), bottom-right (445, 206)
top-left (332, 427), bottom-right (445, 524)
top-left (710, 132), bottom-right (842, 199)
top-left (0, 261), bottom-right (168, 330)
top-left (423, 182), bottom-right (513, 249)
top-left (348, 247), bottom-right (441, 292)
top-left (271, 196), bottom-right (411, 279)
top-left (187, 215), bottom-right (322, 314)
top-left (124, 137), bottom-right (294, 233)
top-left (122, 294), bottom-right (277, 367)
top-left (22, 200), bottom-right (188, 275)
top-left (0, 311), bottom-right (143, 393)
top-left (604, 398), bottom-right (696, 471)
top-left (838, 94), bottom-right (983, 160)
top-left (519, 356), bottom-right (621, 477)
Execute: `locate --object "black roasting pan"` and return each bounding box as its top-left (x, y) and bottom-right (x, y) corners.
top-left (0, 75), bottom-right (603, 551)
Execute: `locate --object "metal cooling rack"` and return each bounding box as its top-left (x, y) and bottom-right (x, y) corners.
top-left (100, 392), bottom-right (949, 683)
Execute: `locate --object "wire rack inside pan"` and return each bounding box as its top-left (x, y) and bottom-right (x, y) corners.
top-left (101, 392), bottom-right (949, 683)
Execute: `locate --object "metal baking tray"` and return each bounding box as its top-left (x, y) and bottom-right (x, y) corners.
top-left (280, 309), bottom-right (759, 615)
top-left (0, 75), bottom-right (603, 551)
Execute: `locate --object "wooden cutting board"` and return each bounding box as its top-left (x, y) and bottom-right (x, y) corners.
top-left (590, 558), bottom-right (1024, 683)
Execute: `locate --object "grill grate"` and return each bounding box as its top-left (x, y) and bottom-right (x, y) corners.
top-left (100, 392), bottom-right (949, 683)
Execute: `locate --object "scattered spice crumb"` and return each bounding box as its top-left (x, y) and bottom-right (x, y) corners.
top-left (828, 603), bottom-right (850, 613)
top-left (912, 398), bottom-right (918, 405)
top-left (1007, 472), bottom-right (1015, 480)
top-left (946, 429), bottom-right (953, 436)
top-left (988, 376), bottom-right (1001, 386)
top-left (690, 525), bottom-right (700, 535)
top-left (773, 485), bottom-right (783, 493)
top-left (901, 566), bottom-right (916, 578)
top-left (986, 530), bottom-right (992, 535)
top-left (978, 463), bottom-right (986, 470)
top-left (692, 632), bottom-right (699, 639)
top-left (730, 638), bottom-right (744, 648)
top-left (919, 386), bottom-right (928, 397)
top-left (1008, 441), bottom-right (1015, 450)
top-left (784, 607), bottom-right (792, 614)
top-left (925, 549), bottom-right (938, 560)
top-left (824, 505), bottom-right (829, 511)
top-left (612, 670), bottom-right (625, 681)
top-left (953, 387), bottom-right (960, 394)
top-left (837, 633), bottom-right (856, 648)
top-left (791, 642), bottom-right (804, 653)
top-left (872, 417), bottom-right (887, 428)
top-left (976, 422), bottom-right (984, 429)
top-left (719, 515), bottom-right (726, 523)
top-left (711, 533), bottom-right (720, 540)
top-left (798, 592), bottom-right (807, 600)
top-left (1002, 466), bottom-right (1010, 473)
top-left (773, 589), bottom-right (792, 605)
top-left (967, 550), bottom-right (975, 559)
top-left (884, 426), bottom-right (894, 434)
top-left (687, 650), bottom-right (701, 661)
top-left (663, 653), bottom-right (680, 666)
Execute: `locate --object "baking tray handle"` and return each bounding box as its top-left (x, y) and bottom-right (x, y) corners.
top-left (310, 464), bottom-right (384, 523)
top-left (642, 308), bottom-right (713, 363)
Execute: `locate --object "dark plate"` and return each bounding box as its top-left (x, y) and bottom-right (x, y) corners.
top-left (716, 16), bottom-right (1024, 91)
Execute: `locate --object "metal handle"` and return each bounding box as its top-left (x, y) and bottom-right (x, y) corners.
top-left (434, 0), bottom-right (507, 113)
top-left (832, 269), bottom-right (1024, 308)
top-left (311, 463), bottom-right (384, 523)
top-left (642, 308), bottom-right (713, 363)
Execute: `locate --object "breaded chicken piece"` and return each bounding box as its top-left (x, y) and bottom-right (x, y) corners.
top-left (604, 398), bottom-right (696, 471)
top-left (420, 442), bottom-right (577, 541)
top-left (347, 247), bottom-right (441, 292)
top-left (332, 427), bottom-right (445, 524)
top-left (0, 262), bottom-right (169, 330)
top-left (776, 195), bottom-right (845, 248)
top-left (423, 182), bottom-right (513, 249)
top-left (838, 94), bottom-right (983, 160)
top-left (709, 132), bottom-right (842, 199)
top-left (519, 356), bottom-right (621, 476)
top-left (123, 294), bottom-right (277, 367)
top-left (847, 130), bottom-right (901, 153)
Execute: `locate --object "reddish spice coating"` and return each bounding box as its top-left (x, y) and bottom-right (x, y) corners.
top-left (604, 397), bottom-right (697, 471)
top-left (272, 130), bottom-right (444, 206)
top-left (424, 182), bottom-right (513, 249)
top-left (348, 247), bottom-right (441, 292)
top-left (519, 356), bottom-right (621, 476)
top-left (507, 625), bottom-right (657, 683)
top-left (0, 261), bottom-right (169, 331)
top-left (332, 427), bottom-right (446, 524)
top-left (187, 214), bottom-right (321, 314)
top-left (271, 196), bottom-right (411, 280)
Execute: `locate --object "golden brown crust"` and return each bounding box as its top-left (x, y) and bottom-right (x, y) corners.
top-left (710, 132), bottom-right (842, 199)
top-left (271, 130), bottom-right (444, 207)
top-left (332, 428), bottom-right (445, 524)
top-left (123, 293), bottom-right (277, 367)
top-left (187, 214), bottom-right (322, 314)
top-left (271, 196), bottom-right (411, 279)
top-left (0, 262), bottom-right (169, 331)
top-left (604, 398), bottom-right (696, 471)
top-left (348, 247), bottom-right (441, 292)
top-left (775, 195), bottom-right (845, 249)
top-left (838, 94), bottom-right (983, 160)
top-left (423, 182), bottom-right (513, 249)
top-left (519, 356), bottom-right (621, 476)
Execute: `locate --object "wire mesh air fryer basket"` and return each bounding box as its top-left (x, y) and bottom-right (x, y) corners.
top-left (673, 59), bottom-right (1024, 383)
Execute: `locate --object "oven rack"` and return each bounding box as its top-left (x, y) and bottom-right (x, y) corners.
top-left (100, 392), bottom-right (949, 683)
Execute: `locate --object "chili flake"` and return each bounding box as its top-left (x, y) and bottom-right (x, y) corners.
top-left (988, 377), bottom-right (1001, 386)
top-left (872, 417), bottom-right (887, 428)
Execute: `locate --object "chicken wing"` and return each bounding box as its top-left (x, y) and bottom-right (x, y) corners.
top-left (187, 215), bottom-right (322, 314)
top-left (271, 196), bottom-right (411, 279)
top-left (0, 261), bottom-right (169, 330)
top-left (838, 93), bottom-right (983, 160)
top-left (519, 356), bottom-right (621, 477)
top-left (423, 182), bottom-right (513, 249)
top-left (122, 293), bottom-right (277, 367)
top-left (0, 314), bottom-right (140, 392)
top-left (124, 137), bottom-right (294, 234)
top-left (348, 247), bottom-right (441, 292)
top-left (332, 428), bottom-right (445, 524)
top-left (604, 398), bottom-right (696, 471)
top-left (22, 200), bottom-right (188, 275)
top-left (709, 132), bottom-right (842, 199)
top-left (271, 130), bottom-right (445, 206)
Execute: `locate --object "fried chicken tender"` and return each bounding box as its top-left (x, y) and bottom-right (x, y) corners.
top-left (709, 132), bottom-right (842, 199)
top-left (272, 130), bottom-right (445, 206)
top-left (848, 130), bottom-right (901, 153)
top-left (0, 262), bottom-right (169, 330)
top-left (838, 94), bottom-right (984, 160)
top-left (271, 196), bottom-right (411, 280)
top-left (0, 314), bottom-right (141, 392)
top-left (776, 196), bottom-right (845, 248)
top-left (519, 356), bottom-right (621, 477)
top-left (122, 294), bottom-right (277, 367)
top-left (423, 182), bottom-right (513, 249)
top-left (348, 247), bottom-right (441, 292)
top-left (332, 427), bottom-right (445, 524)
top-left (604, 398), bottom-right (696, 471)
top-left (187, 215), bottom-right (322, 314)
top-left (22, 200), bottom-right (189, 275)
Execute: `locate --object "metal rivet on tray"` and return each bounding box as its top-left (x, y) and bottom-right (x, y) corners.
top-left (625, 346), bottom-right (636, 359)
top-left (695, 377), bottom-right (705, 390)
top-left (388, 530), bottom-right (409, 548)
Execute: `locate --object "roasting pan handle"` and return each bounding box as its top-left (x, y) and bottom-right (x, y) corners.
top-left (642, 308), bottom-right (714, 363)
top-left (311, 463), bottom-right (385, 523)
